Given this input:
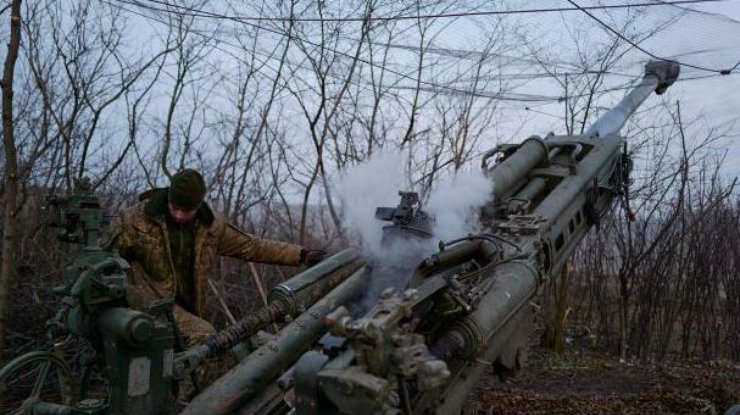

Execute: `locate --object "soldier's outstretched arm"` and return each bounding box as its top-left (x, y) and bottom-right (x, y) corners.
top-left (217, 222), bottom-right (303, 266)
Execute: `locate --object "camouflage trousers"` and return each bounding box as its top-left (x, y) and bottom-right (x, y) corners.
top-left (173, 305), bottom-right (232, 400)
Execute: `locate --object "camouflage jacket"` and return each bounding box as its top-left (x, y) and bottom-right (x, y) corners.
top-left (105, 188), bottom-right (303, 317)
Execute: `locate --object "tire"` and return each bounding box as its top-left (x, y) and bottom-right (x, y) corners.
top-left (0, 351), bottom-right (75, 414)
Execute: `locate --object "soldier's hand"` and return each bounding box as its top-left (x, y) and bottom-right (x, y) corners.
top-left (300, 249), bottom-right (326, 267)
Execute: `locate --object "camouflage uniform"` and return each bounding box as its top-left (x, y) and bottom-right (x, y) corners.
top-left (105, 188), bottom-right (302, 390)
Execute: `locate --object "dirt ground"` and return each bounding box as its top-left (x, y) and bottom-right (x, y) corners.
top-left (468, 348), bottom-right (740, 415)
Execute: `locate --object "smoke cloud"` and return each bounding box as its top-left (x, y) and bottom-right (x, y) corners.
top-left (426, 169), bottom-right (493, 241)
top-left (334, 150), bottom-right (494, 314)
top-left (334, 150), bottom-right (408, 256)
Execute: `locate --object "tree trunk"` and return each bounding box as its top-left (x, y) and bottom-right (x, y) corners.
top-left (0, 0), bottom-right (23, 365)
top-left (553, 264), bottom-right (569, 353)
top-left (541, 264), bottom-right (569, 353)
top-left (618, 274), bottom-right (629, 362)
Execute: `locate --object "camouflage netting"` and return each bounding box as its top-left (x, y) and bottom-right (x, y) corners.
top-left (115, 0), bottom-right (740, 176)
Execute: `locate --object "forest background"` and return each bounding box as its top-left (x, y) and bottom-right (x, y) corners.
top-left (0, 0), bottom-right (739, 381)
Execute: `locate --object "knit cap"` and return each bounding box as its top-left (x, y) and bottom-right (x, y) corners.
top-left (169, 169), bottom-right (206, 209)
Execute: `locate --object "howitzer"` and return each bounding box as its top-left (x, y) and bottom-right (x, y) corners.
top-left (0, 60), bottom-right (680, 415)
top-left (182, 60), bottom-right (679, 415)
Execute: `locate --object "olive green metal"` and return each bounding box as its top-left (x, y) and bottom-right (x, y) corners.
top-left (232, 381), bottom-right (288, 415)
top-left (408, 240), bottom-right (483, 286)
top-left (98, 308), bottom-right (175, 415)
top-left (286, 61), bottom-right (680, 415)
top-left (48, 184), bottom-right (176, 415)
top-left (293, 351), bottom-right (329, 415)
top-left (172, 251), bottom-right (364, 382)
top-left (485, 136), bottom-right (549, 200)
top-left (432, 305), bottom-right (532, 415)
top-left (531, 134), bottom-right (623, 274)
top-left (51, 249), bottom-right (130, 340)
top-left (97, 308), bottom-right (155, 348)
top-left (32, 399), bottom-right (108, 415)
top-left (268, 248), bottom-right (360, 315)
top-left (586, 60), bottom-right (679, 138)
top-left (509, 177), bottom-right (547, 213)
top-left (46, 178), bottom-right (106, 250)
top-left (181, 266), bottom-right (371, 415)
top-left (1, 180), bottom-right (178, 415)
top-left (72, 399), bottom-right (107, 414)
top-left (434, 260), bottom-right (540, 360)
top-left (30, 401), bottom-right (77, 415)
top-left (1, 61), bottom-right (683, 415)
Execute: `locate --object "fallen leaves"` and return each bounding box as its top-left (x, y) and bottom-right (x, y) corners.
top-left (470, 348), bottom-right (740, 415)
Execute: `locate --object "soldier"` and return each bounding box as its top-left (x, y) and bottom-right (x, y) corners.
top-left (105, 168), bottom-right (325, 393)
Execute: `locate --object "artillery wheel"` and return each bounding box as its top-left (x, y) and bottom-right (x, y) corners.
top-left (0, 351), bottom-right (75, 414)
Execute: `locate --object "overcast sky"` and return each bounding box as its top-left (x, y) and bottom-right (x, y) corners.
top-left (663, 0), bottom-right (740, 179)
top-left (503, 0), bottom-right (740, 180)
top-left (46, 0), bottom-right (740, 189)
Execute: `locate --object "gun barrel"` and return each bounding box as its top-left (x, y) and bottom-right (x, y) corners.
top-left (430, 260), bottom-right (539, 363)
top-left (585, 60), bottom-right (680, 138)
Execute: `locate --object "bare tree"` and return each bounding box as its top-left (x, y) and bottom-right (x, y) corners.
top-left (0, 0), bottom-right (24, 365)
top-left (286, 0), bottom-right (375, 245)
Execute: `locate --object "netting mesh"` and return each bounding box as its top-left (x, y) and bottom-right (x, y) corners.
top-left (349, 0), bottom-right (740, 98)
top-left (13, 0), bottom-right (740, 178)
top-left (160, 0), bottom-right (740, 128)
top-left (123, 0), bottom-right (740, 97)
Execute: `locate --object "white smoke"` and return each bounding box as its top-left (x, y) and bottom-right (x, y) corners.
top-left (334, 150), bottom-right (407, 255)
top-left (333, 150), bottom-right (494, 314)
top-left (335, 149), bottom-right (495, 253)
top-left (426, 169), bottom-right (493, 242)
